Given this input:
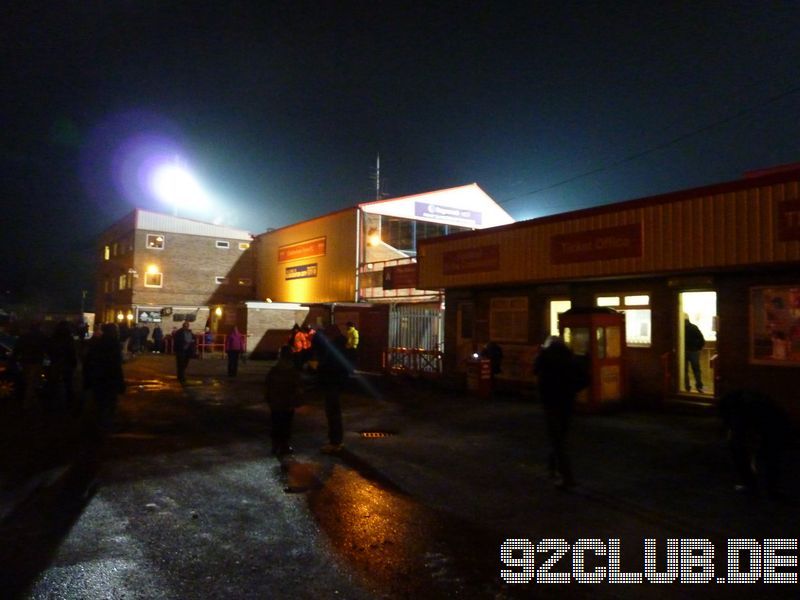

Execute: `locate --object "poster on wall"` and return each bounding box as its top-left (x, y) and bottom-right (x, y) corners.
top-left (750, 286), bottom-right (800, 365)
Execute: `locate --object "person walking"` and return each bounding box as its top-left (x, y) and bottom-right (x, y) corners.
top-left (225, 326), bottom-right (246, 377)
top-left (316, 324), bottom-right (350, 453)
top-left (265, 345), bottom-right (303, 457)
top-left (83, 323), bottom-right (126, 434)
top-left (173, 321), bottom-right (196, 385)
top-left (533, 335), bottom-right (585, 489)
top-left (344, 321), bottom-right (359, 373)
top-left (684, 315), bottom-right (705, 393)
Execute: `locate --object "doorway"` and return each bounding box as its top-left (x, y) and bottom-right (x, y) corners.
top-left (678, 291), bottom-right (717, 398)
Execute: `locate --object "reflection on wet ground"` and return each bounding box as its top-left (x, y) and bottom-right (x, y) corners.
top-left (300, 460), bottom-right (501, 598)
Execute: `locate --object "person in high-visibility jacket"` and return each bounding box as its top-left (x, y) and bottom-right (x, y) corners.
top-left (344, 321), bottom-right (359, 372)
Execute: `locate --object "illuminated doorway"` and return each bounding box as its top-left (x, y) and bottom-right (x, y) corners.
top-left (549, 299), bottom-right (572, 337)
top-left (678, 291), bottom-right (717, 398)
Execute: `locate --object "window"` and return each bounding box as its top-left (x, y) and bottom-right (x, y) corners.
top-left (103, 245), bottom-right (110, 260)
top-left (238, 278), bottom-right (252, 286)
top-left (216, 240), bottom-right (230, 249)
top-left (112, 243), bottom-right (119, 257)
top-left (118, 274), bottom-right (128, 290)
top-left (146, 234), bottom-right (165, 249)
top-left (489, 297), bottom-right (529, 343)
top-left (215, 276), bottom-right (228, 284)
top-left (238, 242), bottom-right (250, 250)
top-left (144, 272), bottom-right (163, 288)
top-left (595, 294), bottom-right (651, 347)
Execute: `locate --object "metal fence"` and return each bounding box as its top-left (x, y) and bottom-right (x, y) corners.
top-left (384, 304), bottom-right (444, 376)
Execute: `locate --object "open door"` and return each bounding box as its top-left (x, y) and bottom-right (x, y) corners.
top-left (678, 291), bottom-right (717, 398)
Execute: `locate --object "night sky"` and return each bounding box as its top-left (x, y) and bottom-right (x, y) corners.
top-left (3, 2), bottom-right (800, 310)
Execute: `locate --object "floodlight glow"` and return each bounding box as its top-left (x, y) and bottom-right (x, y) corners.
top-left (150, 163), bottom-right (210, 213)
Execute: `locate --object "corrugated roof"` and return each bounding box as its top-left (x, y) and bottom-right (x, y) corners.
top-left (135, 210), bottom-right (253, 240)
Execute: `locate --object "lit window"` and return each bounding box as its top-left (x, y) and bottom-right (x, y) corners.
top-left (595, 294), bottom-right (651, 347)
top-left (596, 296), bottom-right (620, 307)
top-left (144, 272), bottom-right (163, 288)
top-left (624, 295), bottom-right (649, 306)
top-left (238, 242), bottom-right (250, 250)
top-left (216, 240), bottom-right (230, 249)
top-left (146, 234), bottom-right (165, 249)
top-left (238, 278), bottom-right (252, 286)
top-left (215, 276), bottom-right (228, 284)
top-left (118, 274), bottom-right (128, 290)
top-left (104, 246), bottom-right (110, 260)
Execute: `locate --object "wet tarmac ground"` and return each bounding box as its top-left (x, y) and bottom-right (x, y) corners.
top-left (1, 354), bottom-right (799, 599)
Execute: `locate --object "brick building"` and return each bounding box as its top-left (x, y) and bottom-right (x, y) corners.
top-left (95, 210), bottom-right (254, 333)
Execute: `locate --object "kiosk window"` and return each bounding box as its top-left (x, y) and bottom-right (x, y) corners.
top-left (595, 294), bottom-right (651, 347)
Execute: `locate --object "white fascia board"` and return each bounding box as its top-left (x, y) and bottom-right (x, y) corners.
top-left (358, 183), bottom-right (514, 229)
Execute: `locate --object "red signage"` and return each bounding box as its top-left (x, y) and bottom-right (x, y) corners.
top-left (443, 245), bottom-right (500, 275)
top-left (551, 224), bottom-right (642, 264)
top-left (778, 199), bottom-right (800, 241)
top-left (278, 237), bottom-right (326, 262)
top-left (383, 263), bottom-right (418, 290)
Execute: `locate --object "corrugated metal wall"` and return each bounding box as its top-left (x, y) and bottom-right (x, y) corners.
top-left (255, 209), bottom-right (359, 303)
top-left (419, 179), bottom-right (800, 288)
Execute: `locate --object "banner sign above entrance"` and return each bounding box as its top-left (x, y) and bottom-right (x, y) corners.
top-left (443, 245), bottom-right (500, 275)
top-left (415, 202), bottom-right (482, 227)
top-left (551, 224), bottom-right (642, 264)
top-left (278, 237), bottom-right (326, 263)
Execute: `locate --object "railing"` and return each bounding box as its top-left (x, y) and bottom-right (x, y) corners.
top-left (163, 333), bottom-right (247, 359)
top-left (382, 347), bottom-right (443, 377)
top-left (197, 333), bottom-right (226, 358)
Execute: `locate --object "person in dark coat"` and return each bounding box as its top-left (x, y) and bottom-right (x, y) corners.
top-left (481, 341), bottom-right (504, 394)
top-left (315, 324), bottom-right (350, 453)
top-left (534, 335), bottom-right (583, 489)
top-left (684, 316), bottom-right (705, 393)
top-left (152, 325), bottom-right (164, 354)
top-left (719, 389), bottom-right (788, 499)
top-left (83, 323), bottom-right (126, 434)
top-left (265, 345), bottom-right (303, 456)
top-left (47, 320), bottom-right (78, 414)
top-left (172, 321), bottom-right (195, 384)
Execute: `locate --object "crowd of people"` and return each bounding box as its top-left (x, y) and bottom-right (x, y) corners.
top-left (5, 316), bottom-right (781, 499)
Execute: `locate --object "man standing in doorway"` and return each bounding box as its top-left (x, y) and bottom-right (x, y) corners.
top-left (684, 315), bottom-right (705, 393)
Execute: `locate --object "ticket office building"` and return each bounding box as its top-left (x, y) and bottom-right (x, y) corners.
top-left (417, 167), bottom-right (800, 419)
